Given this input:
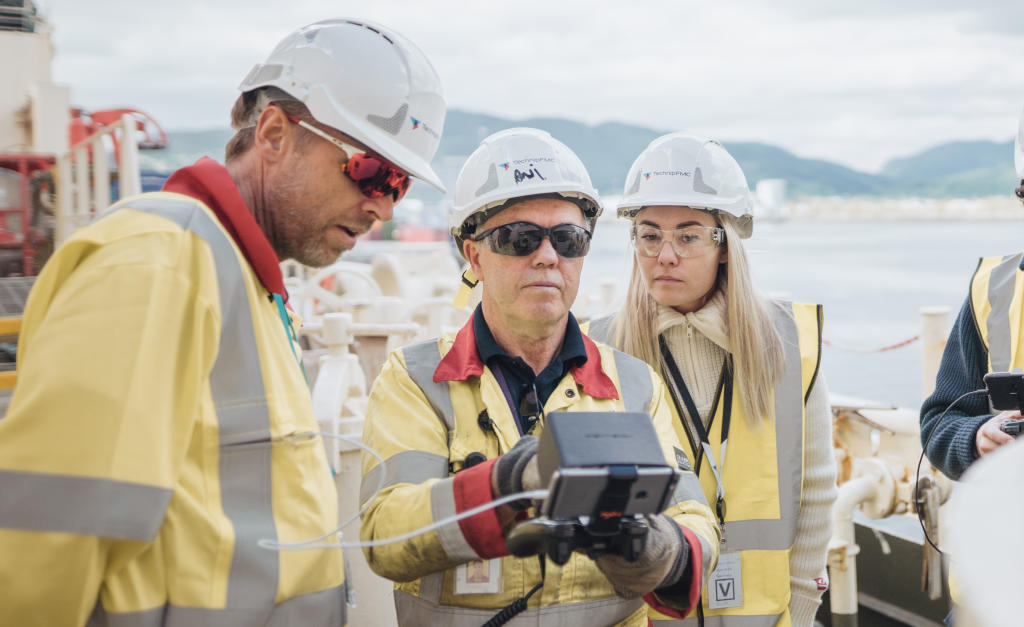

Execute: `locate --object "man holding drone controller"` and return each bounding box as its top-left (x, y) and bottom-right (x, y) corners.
top-left (359, 128), bottom-right (720, 626)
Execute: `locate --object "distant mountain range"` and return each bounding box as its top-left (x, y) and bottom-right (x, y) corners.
top-left (141, 109), bottom-right (1018, 200)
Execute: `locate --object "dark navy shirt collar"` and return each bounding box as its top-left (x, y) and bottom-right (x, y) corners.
top-left (472, 304), bottom-right (588, 376)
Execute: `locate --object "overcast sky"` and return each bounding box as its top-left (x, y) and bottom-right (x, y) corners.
top-left (37, 0), bottom-right (1024, 173)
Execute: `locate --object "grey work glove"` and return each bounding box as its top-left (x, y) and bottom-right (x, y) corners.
top-left (491, 435), bottom-right (541, 510)
top-left (595, 514), bottom-right (689, 599)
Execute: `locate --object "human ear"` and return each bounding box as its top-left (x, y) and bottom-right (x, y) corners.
top-left (464, 239), bottom-right (486, 283)
top-left (253, 106), bottom-right (291, 161)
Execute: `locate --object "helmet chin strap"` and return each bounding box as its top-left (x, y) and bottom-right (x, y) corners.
top-left (453, 267), bottom-right (479, 310)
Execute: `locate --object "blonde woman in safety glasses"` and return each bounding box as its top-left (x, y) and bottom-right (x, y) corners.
top-left (589, 133), bottom-right (836, 627)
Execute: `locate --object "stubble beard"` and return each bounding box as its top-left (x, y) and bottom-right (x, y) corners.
top-left (265, 183), bottom-right (341, 269)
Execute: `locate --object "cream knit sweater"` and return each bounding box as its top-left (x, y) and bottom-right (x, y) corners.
top-left (657, 291), bottom-right (837, 627)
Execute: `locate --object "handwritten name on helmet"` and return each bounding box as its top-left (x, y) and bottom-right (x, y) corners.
top-left (509, 157), bottom-right (556, 185)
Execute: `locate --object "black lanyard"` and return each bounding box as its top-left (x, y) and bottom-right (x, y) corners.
top-left (659, 335), bottom-right (732, 526)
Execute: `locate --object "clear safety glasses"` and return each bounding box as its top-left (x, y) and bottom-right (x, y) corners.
top-left (287, 116), bottom-right (411, 202)
top-left (472, 221), bottom-right (593, 258)
top-left (632, 224), bottom-right (725, 258)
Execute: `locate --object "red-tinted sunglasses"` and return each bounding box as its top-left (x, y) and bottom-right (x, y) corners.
top-left (287, 116), bottom-right (411, 202)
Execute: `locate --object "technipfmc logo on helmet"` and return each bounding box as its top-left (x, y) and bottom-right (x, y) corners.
top-left (410, 116), bottom-right (440, 140)
top-left (644, 170), bottom-right (692, 180)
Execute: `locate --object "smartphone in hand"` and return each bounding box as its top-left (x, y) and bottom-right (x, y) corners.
top-left (983, 372), bottom-right (1024, 412)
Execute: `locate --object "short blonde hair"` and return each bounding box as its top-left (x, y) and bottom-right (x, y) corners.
top-left (224, 87), bottom-right (314, 162)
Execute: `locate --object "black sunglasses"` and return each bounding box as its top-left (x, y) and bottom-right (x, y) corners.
top-left (519, 382), bottom-right (543, 434)
top-left (472, 221), bottom-right (592, 258)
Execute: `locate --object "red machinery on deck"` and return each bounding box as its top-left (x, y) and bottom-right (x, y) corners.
top-left (0, 108), bottom-right (167, 276)
top-left (0, 154), bottom-right (54, 276)
top-left (69, 107), bottom-right (168, 155)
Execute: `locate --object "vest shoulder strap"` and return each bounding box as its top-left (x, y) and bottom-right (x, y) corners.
top-left (586, 314), bottom-right (616, 344)
top-left (402, 339), bottom-right (455, 437)
top-left (970, 253), bottom-right (1024, 372)
top-left (769, 299), bottom-right (822, 402)
top-left (610, 347), bottom-right (654, 414)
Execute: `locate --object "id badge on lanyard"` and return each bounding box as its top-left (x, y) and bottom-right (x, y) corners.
top-left (660, 338), bottom-right (743, 609)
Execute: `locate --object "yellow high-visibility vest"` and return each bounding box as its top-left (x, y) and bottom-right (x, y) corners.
top-left (969, 253), bottom-right (1024, 373)
top-left (590, 301), bottom-right (822, 626)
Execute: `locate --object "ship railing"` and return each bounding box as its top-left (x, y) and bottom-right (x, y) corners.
top-left (0, 116), bottom-right (141, 392)
top-left (54, 113), bottom-right (141, 246)
top-left (827, 306), bottom-right (953, 625)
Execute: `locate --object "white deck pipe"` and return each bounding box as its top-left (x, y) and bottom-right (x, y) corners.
top-left (829, 476), bottom-right (877, 627)
top-left (921, 307), bottom-right (950, 400)
top-left (118, 114), bottom-right (141, 198)
top-left (314, 312), bottom-right (399, 627)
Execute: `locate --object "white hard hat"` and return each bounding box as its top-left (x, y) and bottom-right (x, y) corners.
top-left (449, 127), bottom-right (602, 258)
top-left (618, 132), bottom-right (753, 239)
top-left (1015, 105), bottom-right (1024, 180)
top-left (239, 19), bottom-right (447, 192)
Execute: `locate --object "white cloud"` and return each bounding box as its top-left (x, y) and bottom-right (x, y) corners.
top-left (36, 0), bottom-right (1024, 172)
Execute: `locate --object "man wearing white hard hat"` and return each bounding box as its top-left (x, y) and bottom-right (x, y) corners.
top-left (0, 19), bottom-right (444, 626)
top-left (359, 128), bottom-right (719, 625)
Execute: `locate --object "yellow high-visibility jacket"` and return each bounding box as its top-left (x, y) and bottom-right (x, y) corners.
top-left (590, 301), bottom-right (823, 627)
top-left (0, 167), bottom-right (344, 627)
top-left (359, 315), bottom-right (720, 627)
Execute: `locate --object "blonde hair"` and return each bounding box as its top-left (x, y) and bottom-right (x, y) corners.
top-left (612, 214), bottom-right (785, 426)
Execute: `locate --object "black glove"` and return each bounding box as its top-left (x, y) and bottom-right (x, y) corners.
top-left (492, 435), bottom-right (540, 510)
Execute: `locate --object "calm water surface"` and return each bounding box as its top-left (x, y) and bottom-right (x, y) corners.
top-left (579, 217), bottom-right (1024, 409)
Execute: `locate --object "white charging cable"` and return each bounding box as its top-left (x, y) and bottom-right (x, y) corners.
top-left (257, 431), bottom-right (549, 552)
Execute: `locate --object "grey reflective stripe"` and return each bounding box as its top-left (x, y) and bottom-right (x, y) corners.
top-left (984, 253), bottom-right (1023, 372)
top-left (394, 589), bottom-right (644, 627)
top-left (697, 533), bottom-right (714, 580)
top-left (660, 613), bottom-right (782, 626)
top-left (120, 199), bottom-right (280, 610)
top-left (721, 301), bottom-right (804, 552)
top-left (403, 339), bottom-right (455, 434)
top-left (586, 314), bottom-right (616, 344)
top-left (671, 471), bottom-right (709, 508)
top-left (612, 349), bottom-right (654, 414)
top-left (360, 449), bottom-right (449, 504)
top-left (0, 470), bottom-right (171, 540)
top-left (90, 605), bottom-right (164, 627)
top-left (429, 476), bottom-right (478, 562)
top-left (418, 572), bottom-right (444, 603)
top-left (97, 584), bottom-right (345, 627)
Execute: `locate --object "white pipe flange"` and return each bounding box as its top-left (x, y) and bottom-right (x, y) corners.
top-left (850, 457), bottom-right (897, 519)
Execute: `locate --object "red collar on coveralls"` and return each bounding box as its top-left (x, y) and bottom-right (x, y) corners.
top-left (432, 315), bottom-right (620, 400)
top-left (162, 157), bottom-right (287, 299)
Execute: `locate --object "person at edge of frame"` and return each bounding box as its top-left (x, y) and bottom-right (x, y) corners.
top-left (920, 106), bottom-right (1024, 626)
top-left (358, 127), bottom-right (721, 626)
top-left (587, 132), bottom-right (836, 627)
top-left (0, 19), bottom-right (446, 627)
